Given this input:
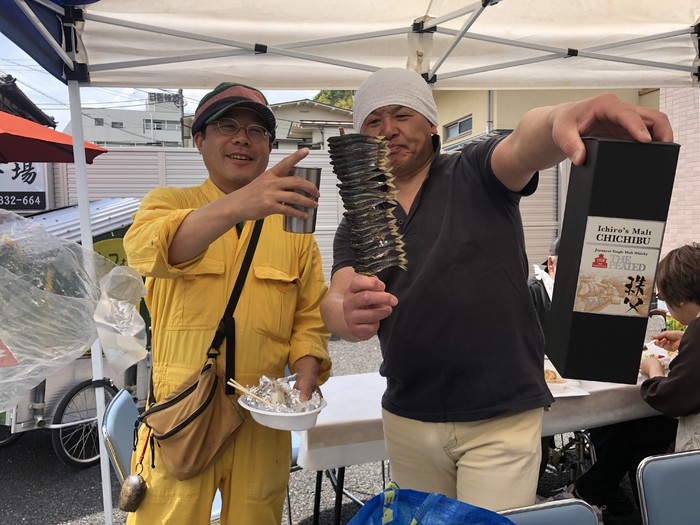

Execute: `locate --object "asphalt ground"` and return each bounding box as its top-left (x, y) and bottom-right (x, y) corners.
top-left (0, 336), bottom-right (642, 524)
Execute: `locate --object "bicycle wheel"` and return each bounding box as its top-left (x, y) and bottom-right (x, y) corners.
top-left (51, 379), bottom-right (117, 468)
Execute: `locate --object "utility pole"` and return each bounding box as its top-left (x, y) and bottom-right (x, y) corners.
top-left (177, 88), bottom-right (185, 146)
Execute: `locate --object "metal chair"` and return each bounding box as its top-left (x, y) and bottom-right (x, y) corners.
top-left (637, 449), bottom-right (700, 525)
top-left (501, 499), bottom-right (600, 525)
top-left (287, 431), bottom-right (301, 524)
top-left (101, 388), bottom-right (139, 484)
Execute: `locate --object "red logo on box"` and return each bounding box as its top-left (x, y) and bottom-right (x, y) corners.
top-left (0, 339), bottom-right (19, 368)
top-left (592, 254), bottom-right (608, 268)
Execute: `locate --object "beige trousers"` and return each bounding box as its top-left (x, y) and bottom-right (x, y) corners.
top-left (382, 407), bottom-right (543, 512)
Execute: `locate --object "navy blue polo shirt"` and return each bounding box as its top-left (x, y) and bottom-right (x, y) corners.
top-left (332, 135), bottom-right (554, 422)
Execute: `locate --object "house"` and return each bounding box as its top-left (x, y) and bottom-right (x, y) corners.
top-left (180, 99), bottom-right (354, 149)
top-left (267, 99), bottom-right (353, 150)
top-left (0, 74), bottom-right (56, 127)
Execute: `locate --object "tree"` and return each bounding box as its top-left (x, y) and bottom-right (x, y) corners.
top-left (313, 90), bottom-right (353, 110)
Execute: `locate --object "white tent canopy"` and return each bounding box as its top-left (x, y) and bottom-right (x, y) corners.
top-left (7, 0), bottom-right (700, 90)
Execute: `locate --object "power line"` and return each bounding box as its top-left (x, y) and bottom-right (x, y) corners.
top-left (1, 59), bottom-right (167, 113)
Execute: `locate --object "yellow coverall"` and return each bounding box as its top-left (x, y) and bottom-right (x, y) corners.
top-left (123, 179), bottom-right (331, 525)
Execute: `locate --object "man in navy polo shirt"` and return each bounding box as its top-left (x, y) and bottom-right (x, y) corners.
top-left (320, 67), bottom-right (674, 511)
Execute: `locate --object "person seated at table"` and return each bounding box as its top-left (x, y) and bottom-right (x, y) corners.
top-left (641, 242), bottom-right (700, 452)
top-left (561, 416), bottom-right (677, 517)
top-left (559, 243), bottom-right (700, 518)
top-left (535, 239), bottom-right (677, 517)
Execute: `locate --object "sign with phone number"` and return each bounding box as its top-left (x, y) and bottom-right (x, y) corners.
top-left (0, 192), bottom-right (46, 211)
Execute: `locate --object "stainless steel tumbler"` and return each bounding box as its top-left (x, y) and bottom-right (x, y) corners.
top-left (283, 167), bottom-right (321, 233)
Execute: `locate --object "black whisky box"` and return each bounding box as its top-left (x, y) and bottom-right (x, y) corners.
top-left (545, 138), bottom-right (679, 384)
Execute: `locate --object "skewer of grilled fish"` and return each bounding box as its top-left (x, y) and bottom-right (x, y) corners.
top-left (328, 133), bottom-right (407, 275)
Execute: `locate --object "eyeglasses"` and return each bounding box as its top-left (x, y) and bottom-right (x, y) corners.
top-left (213, 118), bottom-right (270, 142)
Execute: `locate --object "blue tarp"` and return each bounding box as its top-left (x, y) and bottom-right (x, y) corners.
top-left (0, 0), bottom-right (100, 84)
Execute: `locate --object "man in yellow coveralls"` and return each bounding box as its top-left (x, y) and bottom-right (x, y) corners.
top-left (123, 82), bottom-right (331, 525)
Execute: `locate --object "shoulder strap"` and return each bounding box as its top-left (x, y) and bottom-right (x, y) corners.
top-left (209, 218), bottom-right (264, 394)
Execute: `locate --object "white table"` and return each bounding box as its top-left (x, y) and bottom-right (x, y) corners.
top-left (298, 371), bottom-right (660, 524)
top-left (298, 373), bottom-right (386, 472)
top-left (543, 378), bottom-right (659, 435)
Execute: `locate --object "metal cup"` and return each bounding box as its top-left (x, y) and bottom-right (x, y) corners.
top-left (283, 167), bottom-right (321, 233)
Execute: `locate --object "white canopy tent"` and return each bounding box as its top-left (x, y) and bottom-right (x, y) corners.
top-left (32, 0), bottom-right (700, 89)
top-left (2, 0), bottom-right (699, 522)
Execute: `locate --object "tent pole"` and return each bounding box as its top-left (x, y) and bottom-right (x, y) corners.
top-left (68, 79), bottom-right (114, 525)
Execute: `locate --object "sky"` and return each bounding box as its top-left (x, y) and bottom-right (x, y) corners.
top-left (0, 33), bottom-right (320, 132)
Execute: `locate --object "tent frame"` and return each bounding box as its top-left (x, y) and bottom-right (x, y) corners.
top-left (79, 6), bottom-right (700, 84)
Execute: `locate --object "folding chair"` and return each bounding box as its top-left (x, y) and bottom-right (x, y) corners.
top-left (501, 499), bottom-right (600, 525)
top-left (105, 389), bottom-right (293, 524)
top-left (287, 431), bottom-right (301, 524)
top-left (101, 388), bottom-right (139, 484)
top-left (637, 449), bottom-right (700, 525)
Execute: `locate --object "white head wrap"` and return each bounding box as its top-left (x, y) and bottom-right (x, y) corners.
top-left (352, 68), bottom-right (439, 131)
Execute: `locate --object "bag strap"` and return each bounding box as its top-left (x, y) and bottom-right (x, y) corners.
top-left (207, 218), bottom-right (264, 394)
top-left (147, 218), bottom-right (264, 406)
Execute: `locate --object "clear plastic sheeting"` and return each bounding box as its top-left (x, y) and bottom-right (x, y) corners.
top-left (0, 209), bottom-right (145, 412)
top-left (94, 265), bottom-right (148, 375)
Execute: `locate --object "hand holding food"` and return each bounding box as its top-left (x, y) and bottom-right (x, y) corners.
top-left (291, 354), bottom-right (322, 402)
top-left (651, 330), bottom-right (684, 352)
top-left (640, 356), bottom-right (665, 378)
top-left (641, 340), bottom-right (678, 374)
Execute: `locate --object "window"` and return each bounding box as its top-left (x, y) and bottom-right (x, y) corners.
top-left (94, 118), bottom-right (104, 126)
top-left (111, 122), bottom-right (124, 129)
top-left (444, 116), bottom-right (473, 141)
top-left (144, 119), bottom-right (181, 132)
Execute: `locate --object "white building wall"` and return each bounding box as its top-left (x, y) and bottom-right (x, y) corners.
top-left (660, 88), bottom-right (700, 255)
top-left (64, 102), bottom-right (183, 147)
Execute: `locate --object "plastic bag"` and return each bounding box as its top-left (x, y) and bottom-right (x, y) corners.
top-left (94, 265), bottom-right (148, 374)
top-left (348, 482), bottom-right (515, 525)
top-left (0, 209), bottom-right (145, 411)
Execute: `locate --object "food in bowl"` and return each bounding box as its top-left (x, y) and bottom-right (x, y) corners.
top-left (234, 374), bottom-right (326, 431)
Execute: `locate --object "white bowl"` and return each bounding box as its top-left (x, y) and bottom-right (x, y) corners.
top-left (238, 397), bottom-right (327, 431)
